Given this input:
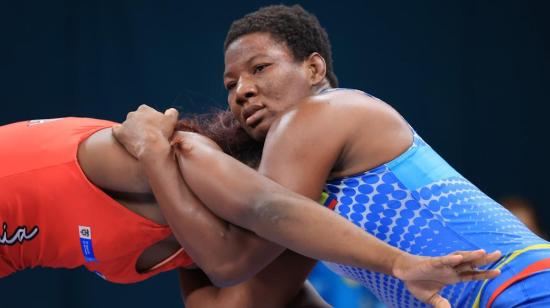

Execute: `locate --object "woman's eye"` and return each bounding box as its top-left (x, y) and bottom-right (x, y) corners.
top-left (254, 64), bottom-right (268, 74)
top-left (225, 83), bottom-right (236, 91)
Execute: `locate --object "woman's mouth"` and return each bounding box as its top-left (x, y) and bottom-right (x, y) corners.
top-left (243, 105), bottom-right (265, 127)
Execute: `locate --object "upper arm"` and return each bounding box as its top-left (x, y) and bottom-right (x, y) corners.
top-left (77, 128), bottom-right (150, 193)
top-left (259, 101), bottom-right (348, 198)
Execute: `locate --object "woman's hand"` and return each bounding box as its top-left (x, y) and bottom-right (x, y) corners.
top-left (392, 249), bottom-right (501, 308)
top-left (171, 131), bottom-right (222, 154)
top-left (112, 104), bottom-right (179, 160)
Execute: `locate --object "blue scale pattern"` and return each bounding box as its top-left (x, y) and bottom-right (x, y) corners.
top-left (323, 165), bottom-right (544, 307)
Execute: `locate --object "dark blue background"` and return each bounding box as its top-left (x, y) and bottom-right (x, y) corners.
top-left (1, 1), bottom-right (549, 306)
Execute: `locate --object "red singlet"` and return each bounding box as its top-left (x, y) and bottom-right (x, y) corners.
top-left (0, 117), bottom-right (193, 283)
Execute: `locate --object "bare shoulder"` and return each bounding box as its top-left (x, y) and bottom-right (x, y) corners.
top-left (318, 88), bottom-right (410, 133)
top-left (266, 89), bottom-right (383, 142)
top-left (264, 88), bottom-right (413, 179)
top-left (259, 90), bottom-right (364, 185)
top-left (319, 88), bottom-right (393, 116)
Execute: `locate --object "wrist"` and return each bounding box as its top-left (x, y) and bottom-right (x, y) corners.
top-left (390, 250), bottom-right (411, 279)
top-left (137, 132), bottom-right (172, 161)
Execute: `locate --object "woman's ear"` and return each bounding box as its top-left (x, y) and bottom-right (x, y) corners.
top-left (305, 52), bottom-right (327, 86)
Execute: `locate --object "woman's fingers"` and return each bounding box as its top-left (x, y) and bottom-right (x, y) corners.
top-left (452, 250), bottom-right (502, 274)
top-left (164, 107), bottom-right (179, 121)
top-left (427, 293), bottom-right (451, 308)
top-left (138, 104), bottom-right (153, 111)
top-left (458, 268), bottom-right (501, 282)
top-left (433, 254), bottom-right (464, 268)
top-left (452, 250), bottom-right (501, 266)
top-left (471, 250), bottom-right (501, 267)
top-left (429, 250), bottom-right (502, 284)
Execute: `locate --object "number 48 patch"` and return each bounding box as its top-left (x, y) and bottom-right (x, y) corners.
top-left (78, 226), bottom-right (97, 262)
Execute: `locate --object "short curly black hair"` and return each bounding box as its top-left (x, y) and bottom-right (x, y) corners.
top-left (224, 4), bottom-right (338, 87)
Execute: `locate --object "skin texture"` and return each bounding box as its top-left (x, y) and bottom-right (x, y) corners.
top-left (112, 105), bottom-right (501, 308)
top-left (77, 127), bottom-right (180, 271)
top-left (223, 33), bottom-right (321, 141)
top-left (222, 32), bottom-right (501, 307)
top-left (77, 126), bottom-right (286, 284)
top-left (113, 32), bottom-right (502, 307)
top-left (77, 115), bottom-right (329, 306)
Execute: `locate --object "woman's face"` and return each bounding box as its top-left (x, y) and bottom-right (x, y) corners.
top-left (224, 32), bottom-right (314, 141)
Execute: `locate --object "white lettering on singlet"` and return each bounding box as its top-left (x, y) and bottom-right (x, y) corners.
top-left (0, 223), bottom-right (39, 245)
top-left (27, 118), bottom-right (62, 126)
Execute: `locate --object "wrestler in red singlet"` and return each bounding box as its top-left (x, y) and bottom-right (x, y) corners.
top-left (0, 117), bottom-right (192, 283)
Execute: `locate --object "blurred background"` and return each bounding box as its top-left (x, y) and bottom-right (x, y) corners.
top-left (1, 1), bottom-right (548, 307)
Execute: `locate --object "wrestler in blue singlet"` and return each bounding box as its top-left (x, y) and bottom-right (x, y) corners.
top-left (320, 91), bottom-right (550, 307)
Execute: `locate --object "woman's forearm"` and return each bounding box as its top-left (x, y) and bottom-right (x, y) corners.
top-left (139, 140), bottom-right (282, 286)
top-left (174, 140), bottom-right (406, 275)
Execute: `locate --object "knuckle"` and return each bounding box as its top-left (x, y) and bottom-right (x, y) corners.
top-left (167, 108), bottom-right (179, 117)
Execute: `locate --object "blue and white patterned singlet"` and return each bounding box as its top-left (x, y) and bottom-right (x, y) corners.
top-left (322, 130), bottom-right (548, 307)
